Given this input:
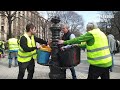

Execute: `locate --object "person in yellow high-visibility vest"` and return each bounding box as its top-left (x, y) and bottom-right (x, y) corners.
top-left (17, 23), bottom-right (49, 79)
top-left (8, 36), bottom-right (19, 68)
top-left (0, 40), bottom-right (5, 58)
top-left (2, 40), bottom-right (6, 58)
top-left (0, 40), bottom-right (3, 58)
top-left (58, 22), bottom-right (112, 79)
top-left (80, 42), bottom-right (86, 52)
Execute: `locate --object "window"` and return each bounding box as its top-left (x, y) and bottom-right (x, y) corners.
top-left (1, 18), bottom-right (5, 25)
top-left (1, 26), bottom-right (4, 32)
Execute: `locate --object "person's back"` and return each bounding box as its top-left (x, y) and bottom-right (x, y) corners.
top-left (58, 22), bottom-right (112, 79)
top-left (106, 33), bottom-right (116, 72)
top-left (87, 28), bottom-right (112, 67)
top-left (8, 38), bottom-right (19, 51)
top-left (107, 34), bottom-right (116, 54)
top-left (8, 38), bottom-right (19, 68)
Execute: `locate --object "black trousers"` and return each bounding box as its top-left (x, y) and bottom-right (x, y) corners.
top-left (63, 67), bottom-right (77, 79)
top-left (17, 58), bottom-right (35, 79)
top-left (69, 67), bottom-right (77, 79)
top-left (87, 65), bottom-right (110, 79)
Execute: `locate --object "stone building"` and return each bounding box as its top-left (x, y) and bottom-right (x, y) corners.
top-left (0, 11), bottom-right (51, 41)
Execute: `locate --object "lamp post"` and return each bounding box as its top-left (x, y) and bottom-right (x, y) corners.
top-left (49, 16), bottom-right (66, 79)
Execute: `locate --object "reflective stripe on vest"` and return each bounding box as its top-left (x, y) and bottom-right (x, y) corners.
top-left (87, 46), bottom-right (109, 52)
top-left (87, 28), bottom-right (112, 67)
top-left (18, 52), bottom-right (36, 58)
top-left (18, 48), bottom-right (36, 57)
top-left (9, 44), bottom-right (19, 49)
top-left (87, 54), bottom-right (111, 60)
top-left (18, 33), bottom-right (37, 62)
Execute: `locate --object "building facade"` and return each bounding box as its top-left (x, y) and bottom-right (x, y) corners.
top-left (0, 11), bottom-right (51, 41)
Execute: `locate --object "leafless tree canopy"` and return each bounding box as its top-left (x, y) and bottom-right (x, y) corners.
top-left (98, 11), bottom-right (120, 41)
top-left (0, 11), bottom-right (18, 39)
top-left (46, 11), bottom-right (84, 36)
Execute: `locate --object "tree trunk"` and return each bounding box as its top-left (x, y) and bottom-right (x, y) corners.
top-left (8, 17), bottom-right (12, 39)
top-left (43, 28), bottom-right (46, 40)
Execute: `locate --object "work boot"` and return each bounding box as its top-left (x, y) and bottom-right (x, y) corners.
top-left (14, 64), bottom-right (18, 67)
top-left (110, 69), bottom-right (112, 72)
top-left (2, 54), bottom-right (5, 58)
top-left (73, 76), bottom-right (77, 79)
top-left (9, 64), bottom-right (11, 68)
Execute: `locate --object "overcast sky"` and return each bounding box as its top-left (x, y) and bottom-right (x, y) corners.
top-left (75, 11), bottom-right (100, 26)
top-left (39, 11), bottom-right (100, 26)
top-left (38, 11), bottom-right (101, 34)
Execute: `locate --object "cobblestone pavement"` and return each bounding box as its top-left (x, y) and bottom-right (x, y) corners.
top-left (0, 51), bottom-right (120, 79)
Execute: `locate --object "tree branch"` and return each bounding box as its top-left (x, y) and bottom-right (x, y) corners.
top-left (11, 11), bottom-right (17, 18)
top-left (113, 18), bottom-right (120, 34)
top-left (5, 11), bottom-right (9, 16)
top-left (11, 16), bottom-right (20, 21)
top-left (0, 11), bottom-right (8, 17)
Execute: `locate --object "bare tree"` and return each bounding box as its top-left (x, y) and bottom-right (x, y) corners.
top-left (99, 11), bottom-right (120, 40)
top-left (0, 11), bottom-right (18, 39)
top-left (38, 15), bottom-right (51, 40)
top-left (110, 11), bottom-right (120, 40)
top-left (98, 11), bottom-right (113, 32)
top-left (46, 11), bottom-right (84, 36)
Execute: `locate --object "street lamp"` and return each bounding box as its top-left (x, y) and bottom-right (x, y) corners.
top-left (49, 16), bottom-right (66, 79)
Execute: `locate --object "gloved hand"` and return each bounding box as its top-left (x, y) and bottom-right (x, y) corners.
top-left (58, 40), bottom-right (64, 44)
top-left (36, 43), bottom-right (41, 49)
top-left (60, 45), bottom-right (72, 51)
top-left (60, 47), bottom-right (65, 51)
top-left (47, 40), bottom-right (52, 46)
top-left (72, 44), bottom-right (79, 47)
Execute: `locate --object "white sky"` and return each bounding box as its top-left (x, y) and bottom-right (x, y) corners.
top-left (38, 11), bottom-right (101, 34)
top-left (38, 11), bottom-right (100, 25)
top-left (75, 11), bottom-right (100, 26)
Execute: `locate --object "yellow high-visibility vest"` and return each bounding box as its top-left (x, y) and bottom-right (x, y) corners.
top-left (18, 33), bottom-right (37, 62)
top-left (8, 38), bottom-right (19, 50)
top-left (87, 28), bottom-right (112, 67)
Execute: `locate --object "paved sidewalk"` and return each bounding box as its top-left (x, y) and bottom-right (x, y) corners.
top-left (0, 51), bottom-right (120, 79)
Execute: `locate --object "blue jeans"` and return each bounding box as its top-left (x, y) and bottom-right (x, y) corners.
top-left (8, 51), bottom-right (18, 66)
top-left (110, 53), bottom-right (114, 71)
top-left (9, 58), bottom-right (18, 66)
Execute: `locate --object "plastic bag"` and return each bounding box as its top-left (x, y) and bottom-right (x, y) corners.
top-left (39, 45), bottom-right (52, 52)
